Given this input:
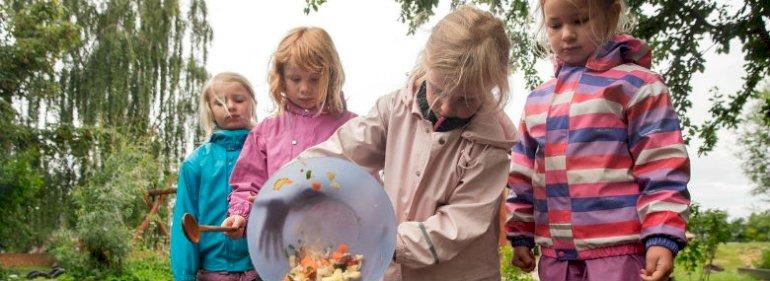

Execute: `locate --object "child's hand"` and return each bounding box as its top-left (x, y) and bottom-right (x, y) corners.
top-left (221, 215), bottom-right (246, 240)
top-left (248, 195), bottom-right (256, 203)
top-left (511, 246), bottom-right (536, 272)
top-left (640, 246), bottom-right (674, 281)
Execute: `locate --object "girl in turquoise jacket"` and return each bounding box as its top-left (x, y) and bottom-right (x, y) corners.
top-left (170, 72), bottom-right (260, 281)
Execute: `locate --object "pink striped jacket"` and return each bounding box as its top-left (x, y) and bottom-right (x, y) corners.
top-left (505, 35), bottom-right (690, 260)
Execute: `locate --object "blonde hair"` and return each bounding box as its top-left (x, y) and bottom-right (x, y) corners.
top-left (199, 72), bottom-right (258, 139)
top-left (268, 27), bottom-right (346, 116)
top-left (411, 5), bottom-right (511, 113)
top-left (534, 0), bottom-right (635, 56)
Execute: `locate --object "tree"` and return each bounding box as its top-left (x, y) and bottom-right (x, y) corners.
top-left (0, 0), bottom-right (212, 251)
top-left (744, 210), bottom-right (770, 242)
top-left (51, 137), bottom-right (163, 277)
top-left (736, 87), bottom-right (770, 199)
top-left (306, 0), bottom-right (770, 154)
top-left (676, 204), bottom-right (731, 281)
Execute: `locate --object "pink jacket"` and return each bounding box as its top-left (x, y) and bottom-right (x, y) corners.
top-left (301, 80), bottom-right (517, 281)
top-left (227, 103), bottom-right (356, 219)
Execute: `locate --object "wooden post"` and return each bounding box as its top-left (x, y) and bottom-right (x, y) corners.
top-left (133, 176), bottom-right (177, 244)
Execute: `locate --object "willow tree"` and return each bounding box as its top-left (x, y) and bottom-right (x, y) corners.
top-left (55, 0), bottom-right (212, 169)
top-left (306, 0), bottom-right (770, 154)
top-left (0, 0), bottom-right (212, 251)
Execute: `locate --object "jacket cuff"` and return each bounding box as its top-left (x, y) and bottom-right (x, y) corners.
top-left (644, 235), bottom-right (681, 256)
top-left (508, 236), bottom-right (535, 249)
top-left (227, 202), bottom-right (251, 218)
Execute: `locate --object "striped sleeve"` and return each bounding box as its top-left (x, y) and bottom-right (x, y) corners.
top-left (626, 79), bottom-right (691, 254)
top-left (505, 118), bottom-right (537, 248)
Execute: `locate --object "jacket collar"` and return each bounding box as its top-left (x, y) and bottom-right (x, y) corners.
top-left (398, 77), bottom-right (517, 151)
top-left (553, 34), bottom-right (652, 75)
top-left (209, 129), bottom-right (249, 151)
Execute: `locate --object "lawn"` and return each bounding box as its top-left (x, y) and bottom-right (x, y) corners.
top-left (499, 242), bottom-right (770, 281)
top-left (3, 242), bottom-right (768, 280)
top-left (672, 242), bottom-right (770, 281)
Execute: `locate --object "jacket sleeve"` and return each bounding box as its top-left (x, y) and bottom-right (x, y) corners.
top-left (228, 126), bottom-right (267, 220)
top-left (299, 94), bottom-right (391, 175)
top-left (504, 118), bottom-right (537, 248)
top-left (395, 146), bottom-right (510, 268)
top-left (170, 160), bottom-right (201, 281)
top-left (627, 78), bottom-right (691, 255)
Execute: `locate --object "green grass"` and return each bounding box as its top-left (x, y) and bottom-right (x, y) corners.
top-left (498, 242), bottom-right (770, 281)
top-left (3, 250), bottom-right (171, 281)
top-left (500, 245), bottom-right (536, 281)
top-left (2, 266), bottom-right (57, 280)
top-left (673, 242), bottom-right (770, 281)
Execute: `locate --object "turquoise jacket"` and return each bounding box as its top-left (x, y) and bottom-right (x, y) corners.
top-left (170, 129), bottom-right (253, 281)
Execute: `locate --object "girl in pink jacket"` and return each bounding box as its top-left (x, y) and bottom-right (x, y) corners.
top-left (506, 1), bottom-right (690, 281)
top-left (221, 27), bottom-right (356, 238)
top-left (299, 6), bottom-right (517, 281)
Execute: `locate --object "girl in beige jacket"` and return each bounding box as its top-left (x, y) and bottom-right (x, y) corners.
top-left (301, 6), bottom-right (517, 281)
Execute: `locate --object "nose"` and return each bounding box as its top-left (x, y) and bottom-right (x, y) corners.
top-left (437, 101), bottom-right (455, 118)
top-left (226, 100), bottom-right (236, 111)
top-left (299, 81), bottom-right (310, 97)
top-left (562, 25), bottom-right (576, 42)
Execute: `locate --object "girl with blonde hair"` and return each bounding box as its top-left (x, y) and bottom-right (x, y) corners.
top-left (298, 6), bottom-right (517, 281)
top-left (222, 27), bottom-right (356, 240)
top-left (170, 72), bottom-right (259, 281)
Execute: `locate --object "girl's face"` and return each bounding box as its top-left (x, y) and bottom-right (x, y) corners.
top-left (208, 81), bottom-right (254, 130)
top-left (543, 0), bottom-right (612, 66)
top-left (425, 70), bottom-right (483, 119)
top-left (283, 63), bottom-right (323, 111)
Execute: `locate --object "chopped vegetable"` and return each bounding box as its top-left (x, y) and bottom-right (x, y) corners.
top-left (274, 178), bottom-right (294, 191)
top-left (306, 170), bottom-right (313, 180)
top-left (285, 244), bottom-right (363, 281)
top-left (311, 181), bottom-right (322, 191)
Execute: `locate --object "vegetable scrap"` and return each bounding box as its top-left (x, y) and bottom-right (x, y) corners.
top-left (274, 177), bottom-right (294, 191)
top-left (284, 244), bottom-right (363, 281)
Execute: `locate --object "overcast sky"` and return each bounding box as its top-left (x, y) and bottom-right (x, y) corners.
top-left (204, 0), bottom-right (766, 218)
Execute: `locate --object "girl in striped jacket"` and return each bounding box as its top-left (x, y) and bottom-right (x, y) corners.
top-left (505, 1), bottom-right (690, 280)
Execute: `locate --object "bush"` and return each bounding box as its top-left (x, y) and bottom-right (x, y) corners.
top-left (55, 251), bottom-right (172, 281)
top-left (676, 204), bottom-right (731, 281)
top-left (0, 148), bottom-right (45, 252)
top-left (755, 249), bottom-right (770, 269)
top-left (50, 138), bottom-right (164, 278)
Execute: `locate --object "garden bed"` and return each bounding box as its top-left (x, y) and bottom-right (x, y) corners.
top-left (0, 254), bottom-right (54, 267)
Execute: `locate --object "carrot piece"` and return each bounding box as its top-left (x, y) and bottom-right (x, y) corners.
top-left (311, 181), bottom-right (322, 191)
top-left (337, 244), bottom-right (349, 253)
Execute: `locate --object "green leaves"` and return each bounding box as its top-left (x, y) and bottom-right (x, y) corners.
top-left (736, 88), bottom-right (770, 198)
top-left (51, 136), bottom-right (165, 278)
top-left (305, 0), bottom-right (770, 154)
top-left (676, 204), bottom-right (732, 280)
top-left (0, 0), bottom-right (212, 251)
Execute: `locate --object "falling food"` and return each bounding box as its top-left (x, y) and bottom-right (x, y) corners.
top-left (311, 181), bottom-right (322, 191)
top-left (274, 177), bottom-right (294, 191)
top-left (326, 172), bottom-right (341, 190)
top-left (284, 244), bottom-right (363, 281)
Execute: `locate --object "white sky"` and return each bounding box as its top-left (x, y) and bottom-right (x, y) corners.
top-left (205, 0), bottom-right (766, 218)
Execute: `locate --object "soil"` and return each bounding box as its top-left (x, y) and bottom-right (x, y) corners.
top-left (0, 253), bottom-right (55, 267)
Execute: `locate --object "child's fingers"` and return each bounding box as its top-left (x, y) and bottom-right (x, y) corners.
top-left (641, 250), bottom-right (668, 281)
top-left (247, 196), bottom-right (256, 203)
top-left (640, 269), bottom-right (665, 281)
